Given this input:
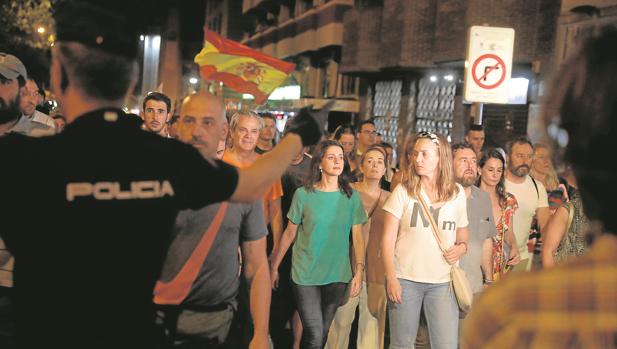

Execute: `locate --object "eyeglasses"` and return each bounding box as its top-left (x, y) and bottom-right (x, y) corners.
top-left (417, 131), bottom-right (440, 145)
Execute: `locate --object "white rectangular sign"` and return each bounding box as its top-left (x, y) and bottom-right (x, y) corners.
top-left (463, 26), bottom-right (515, 104)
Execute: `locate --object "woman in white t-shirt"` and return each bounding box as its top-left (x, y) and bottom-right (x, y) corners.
top-left (382, 132), bottom-right (469, 349)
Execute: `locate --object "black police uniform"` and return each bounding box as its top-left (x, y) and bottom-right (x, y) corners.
top-left (0, 108), bottom-right (238, 348)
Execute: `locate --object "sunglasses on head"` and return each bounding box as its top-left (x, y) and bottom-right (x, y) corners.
top-left (417, 131), bottom-right (440, 145)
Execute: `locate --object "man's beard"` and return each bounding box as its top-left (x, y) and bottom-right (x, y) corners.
top-left (0, 94), bottom-right (22, 125)
top-left (511, 164), bottom-right (530, 177)
top-left (456, 173), bottom-right (477, 187)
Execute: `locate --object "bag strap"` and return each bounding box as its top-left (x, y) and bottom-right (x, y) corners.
top-left (367, 190), bottom-right (383, 218)
top-left (154, 202), bottom-right (229, 305)
top-left (417, 193), bottom-right (447, 254)
top-left (530, 176), bottom-right (539, 199)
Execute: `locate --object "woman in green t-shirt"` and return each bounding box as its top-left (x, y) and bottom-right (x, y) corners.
top-left (270, 139), bottom-right (368, 349)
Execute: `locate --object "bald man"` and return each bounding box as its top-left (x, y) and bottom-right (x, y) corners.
top-left (175, 91), bottom-right (228, 159)
top-left (154, 91), bottom-right (271, 348)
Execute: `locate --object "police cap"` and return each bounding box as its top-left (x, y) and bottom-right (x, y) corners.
top-left (54, 0), bottom-right (138, 60)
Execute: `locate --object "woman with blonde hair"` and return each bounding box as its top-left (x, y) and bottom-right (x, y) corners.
top-left (382, 132), bottom-right (469, 349)
top-left (531, 143), bottom-right (568, 209)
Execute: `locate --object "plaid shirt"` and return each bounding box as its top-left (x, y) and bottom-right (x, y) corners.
top-left (462, 234), bottom-right (617, 349)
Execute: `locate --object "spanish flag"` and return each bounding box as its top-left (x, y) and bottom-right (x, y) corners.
top-left (195, 30), bottom-right (295, 104)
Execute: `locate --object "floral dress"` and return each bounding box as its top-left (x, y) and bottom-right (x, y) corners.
top-left (492, 193), bottom-right (518, 281)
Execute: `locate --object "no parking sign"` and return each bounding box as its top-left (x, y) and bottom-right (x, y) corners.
top-left (464, 26), bottom-right (515, 104)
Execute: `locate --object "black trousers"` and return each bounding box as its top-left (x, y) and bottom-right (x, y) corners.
top-left (292, 281), bottom-right (347, 349)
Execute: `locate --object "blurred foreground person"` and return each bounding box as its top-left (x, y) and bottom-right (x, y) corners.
top-left (463, 27), bottom-right (617, 349)
top-left (0, 1), bottom-right (323, 348)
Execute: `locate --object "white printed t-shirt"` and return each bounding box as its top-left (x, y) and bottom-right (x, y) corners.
top-left (383, 183), bottom-right (468, 284)
top-left (505, 175), bottom-right (549, 260)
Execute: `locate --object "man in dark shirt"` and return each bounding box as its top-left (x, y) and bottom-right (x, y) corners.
top-left (0, 2), bottom-right (323, 348)
top-left (270, 147), bottom-right (312, 348)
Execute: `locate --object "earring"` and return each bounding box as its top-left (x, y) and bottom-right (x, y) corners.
top-left (319, 168), bottom-right (323, 173)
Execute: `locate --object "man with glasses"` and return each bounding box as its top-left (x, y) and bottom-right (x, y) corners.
top-left (142, 91), bottom-right (172, 137)
top-left (11, 78), bottom-right (56, 137)
top-left (356, 120), bottom-right (377, 159)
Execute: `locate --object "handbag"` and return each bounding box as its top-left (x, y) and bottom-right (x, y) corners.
top-left (417, 194), bottom-right (473, 314)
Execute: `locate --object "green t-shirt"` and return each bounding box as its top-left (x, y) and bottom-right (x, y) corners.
top-left (287, 187), bottom-right (368, 285)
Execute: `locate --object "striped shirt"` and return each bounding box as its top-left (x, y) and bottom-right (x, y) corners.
top-left (462, 233), bottom-right (617, 349)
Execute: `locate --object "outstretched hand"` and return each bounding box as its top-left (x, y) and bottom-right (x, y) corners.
top-left (284, 100), bottom-right (334, 146)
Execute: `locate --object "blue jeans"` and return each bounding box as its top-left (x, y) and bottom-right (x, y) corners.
top-left (388, 279), bottom-right (458, 349)
top-left (292, 281), bottom-right (347, 349)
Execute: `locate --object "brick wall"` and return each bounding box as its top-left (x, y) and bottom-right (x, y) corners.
top-left (341, 6), bottom-right (382, 73)
top-left (341, 0), bottom-right (561, 69)
top-left (433, 0), bottom-right (467, 63)
top-left (401, 0), bottom-right (437, 66)
top-left (379, 0), bottom-right (406, 67)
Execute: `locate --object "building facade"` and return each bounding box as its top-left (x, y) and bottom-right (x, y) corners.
top-left (240, 0), bottom-right (361, 131)
top-left (341, 0), bottom-right (562, 153)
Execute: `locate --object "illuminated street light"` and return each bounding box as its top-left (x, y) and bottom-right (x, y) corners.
top-left (189, 77), bottom-right (198, 84)
top-left (37, 26), bottom-right (46, 34)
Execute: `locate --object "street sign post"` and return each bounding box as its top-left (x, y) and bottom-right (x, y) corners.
top-left (464, 26), bottom-right (515, 104)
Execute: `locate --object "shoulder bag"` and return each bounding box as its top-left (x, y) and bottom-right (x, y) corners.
top-left (417, 194), bottom-right (473, 314)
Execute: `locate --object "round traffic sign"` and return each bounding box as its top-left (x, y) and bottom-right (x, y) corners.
top-left (471, 54), bottom-right (507, 89)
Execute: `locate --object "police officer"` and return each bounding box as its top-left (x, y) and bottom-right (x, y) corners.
top-left (0, 1), bottom-right (323, 348)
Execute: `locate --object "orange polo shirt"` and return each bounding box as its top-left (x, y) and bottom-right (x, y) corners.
top-left (222, 151), bottom-right (283, 224)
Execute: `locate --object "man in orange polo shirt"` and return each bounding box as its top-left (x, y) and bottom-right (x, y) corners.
top-left (223, 111), bottom-right (284, 257)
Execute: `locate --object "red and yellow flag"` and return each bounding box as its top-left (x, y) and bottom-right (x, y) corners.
top-left (195, 30), bottom-right (295, 104)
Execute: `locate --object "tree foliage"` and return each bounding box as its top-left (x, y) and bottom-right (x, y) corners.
top-left (0, 0), bottom-right (55, 50)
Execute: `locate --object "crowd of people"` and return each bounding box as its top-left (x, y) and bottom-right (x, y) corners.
top-left (1, 1), bottom-right (617, 349)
